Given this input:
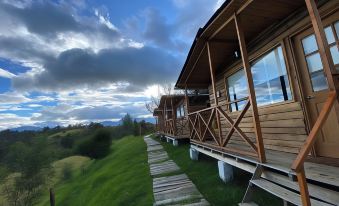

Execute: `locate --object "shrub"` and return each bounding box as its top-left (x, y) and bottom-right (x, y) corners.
top-left (77, 129), bottom-right (112, 159)
top-left (60, 135), bottom-right (74, 148)
top-left (62, 163), bottom-right (72, 180)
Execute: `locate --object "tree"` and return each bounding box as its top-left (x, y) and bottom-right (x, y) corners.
top-left (121, 113), bottom-right (133, 130)
top-left (3, 139), bottom-right (53, 206)
top-left (145, 83), bottom-right (184, 113)
top-left (88, 122), bottom-right (104, 130)
top-left (60, 135), bottom-right (74, 148)
top-left (77, 129), bottom-right (112, 159)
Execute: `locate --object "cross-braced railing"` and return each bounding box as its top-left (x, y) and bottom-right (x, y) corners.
top-left (164, 119), bottom-right (175, 136)
top-left (187, 99), bottom-right (260, 158)
top-left (175, 117), bottom-right (189, 137)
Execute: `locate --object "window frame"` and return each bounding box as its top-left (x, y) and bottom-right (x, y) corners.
top-left (176, 101), bottom-right (185, 119)
top-left (224, 43), bottom-right (295, 112)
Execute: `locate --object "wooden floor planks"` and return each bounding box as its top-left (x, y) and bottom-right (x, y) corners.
top-left (144, 136), bottom-right (209, 206)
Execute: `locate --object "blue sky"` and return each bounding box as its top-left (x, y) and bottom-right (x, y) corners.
top-left (0, 0), bottom-right (224, 130)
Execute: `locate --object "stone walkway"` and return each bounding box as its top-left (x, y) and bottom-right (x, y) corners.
top-left (144, 136), bottom-right (209, 206)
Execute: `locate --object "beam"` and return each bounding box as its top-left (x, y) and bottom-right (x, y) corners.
top-left (184, 86), bottom-right (190, 113)
top-left (234, 14), bottom-right (266, 163)
top-left (185, 43), bottom-right (207, 85)
top-left (208, 0), bottom-right (254, 41)
top-left (207, 42), bottom-right (222, 146)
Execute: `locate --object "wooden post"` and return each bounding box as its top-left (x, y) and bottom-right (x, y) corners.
top-left (304, 0), bottom-right (339, 123)
top-left (207, 42), bottom-right (222, 146)
top-left (234, 15), bottom-right (266, 163)
top-left (184, 86), bottom-right (192, 138)
top-left (171, 97), bottom-right (176, 136)
top-left (296, 167), bottom-right (311, 206)
top-left (49, 188), bottom-right (55, 206)
top-left (184, 86), bottom-right (190, 114)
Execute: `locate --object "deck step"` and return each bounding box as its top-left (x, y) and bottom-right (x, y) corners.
top-left (250, 178), bottom-right (333, 206)
top-left (262, 171), bottom-right (339, 205)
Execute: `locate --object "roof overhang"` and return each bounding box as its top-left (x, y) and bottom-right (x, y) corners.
top-left (175, 0), bottom-right (311, 89)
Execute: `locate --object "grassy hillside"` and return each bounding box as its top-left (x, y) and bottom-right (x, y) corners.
top-left (38, 136), bottom-right (153, 206)
top-left (156, 137), bottom-right (282, 206)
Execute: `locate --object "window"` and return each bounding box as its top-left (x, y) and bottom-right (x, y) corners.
top-left (251, 46), bottom-right (292, 106)
top-left (226, 46), bottom-right (292, 112)
top-left (176, 103), bottom-right (185, 118)
top-left (301, 22), bottom-right (339, 92)
top-left (227, 69), bottom-right (248, 112)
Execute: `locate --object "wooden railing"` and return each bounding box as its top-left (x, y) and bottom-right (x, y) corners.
top-left (187, 100), bottom-right (262, 158)
top-left (175, 117), bottom-right (189, 137)
top-left (291, 91), bottom-right (337, 206)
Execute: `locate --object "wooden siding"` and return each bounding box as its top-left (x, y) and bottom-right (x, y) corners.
top-left (208, 78), bottom-right (308, 154)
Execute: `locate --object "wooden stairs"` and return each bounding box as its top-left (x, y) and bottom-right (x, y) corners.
top-left (241, 166), bottom-right (339, 206)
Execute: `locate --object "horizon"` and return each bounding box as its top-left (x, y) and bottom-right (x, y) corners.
top-left (0, 0), bottom-right (225, 130)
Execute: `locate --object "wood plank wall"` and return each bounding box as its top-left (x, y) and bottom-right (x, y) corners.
top-left (208, 78), bottom-right (308, 154)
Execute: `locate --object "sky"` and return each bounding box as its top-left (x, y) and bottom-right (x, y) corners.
top-left (0, 0), bottom-right (225, 130)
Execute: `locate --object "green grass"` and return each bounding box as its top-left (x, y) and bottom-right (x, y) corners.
top-left (156, 137), bottom-right (283, 206)
top-left (38, 136), bottom-right (153, 206)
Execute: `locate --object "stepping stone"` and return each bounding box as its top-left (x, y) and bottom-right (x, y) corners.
top-left (150, 160), bottom-right (180, 176)
top-left (153, 174), bottom-right (206, 206)
top-left (143, 136), bottom-right (209, 206)
top-left (147, 145), bottom-right (164, 152)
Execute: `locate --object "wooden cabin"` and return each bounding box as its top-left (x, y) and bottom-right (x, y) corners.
top-left (153, 94), bottom-right (209, 144)
top-left (175, 0), bottom-right (339, 205)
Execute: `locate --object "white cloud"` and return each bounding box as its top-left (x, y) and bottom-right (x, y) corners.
top-left (0, 67), bottom-right (16, 78)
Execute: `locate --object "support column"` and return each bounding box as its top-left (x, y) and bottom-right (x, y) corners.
top-left (173, 139), bottom-right (179, 146)
top-left (189, 146), bottom-right (199, 160)
top-left (304, 0), bottom-right (339, 123)
top-left (218, 161), bottom-right (234, 183)
top-left (234, 15), bottom-right (266, 163)
top-left (207, 42), bottom-right (222, 146)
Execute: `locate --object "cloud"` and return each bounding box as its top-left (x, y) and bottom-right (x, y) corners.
top-left (0, 92), bottom-right (31, 104)
top-left (12, 46), bottom-right (180, 91)
top-left (0, 0), bottom-right (225, 129)
top-left (0, 67), bottom-right (16, 78)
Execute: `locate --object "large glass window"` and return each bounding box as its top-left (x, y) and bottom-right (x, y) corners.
top-left (251, 46), bottom-right (292, 106)
top-left (226, 46), bottom-right (292, 111)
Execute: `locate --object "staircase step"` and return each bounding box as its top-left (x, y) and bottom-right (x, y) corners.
top-left (250, 178), bottom-right (333, 206)
top-left (262, 171), bottom-right (339, 205)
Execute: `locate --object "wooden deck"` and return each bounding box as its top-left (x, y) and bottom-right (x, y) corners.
top-left (191, 140), bottom-right (339, 187)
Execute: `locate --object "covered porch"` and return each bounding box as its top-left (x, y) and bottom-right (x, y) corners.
top-left (176, 0), bottom-right (339, 205)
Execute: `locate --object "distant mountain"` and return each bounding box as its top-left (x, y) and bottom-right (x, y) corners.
top-left (100, 118), bottom-right (155, 127)
top-left (10, 126), bottom-right (42, 132)
top-left (135, 118), bottom-right (155, 124)
top-left (100, 121), bottom-right (121, 127)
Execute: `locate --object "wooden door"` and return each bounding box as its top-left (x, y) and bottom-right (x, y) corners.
top-left (293, 17), bottom-right (339, 158)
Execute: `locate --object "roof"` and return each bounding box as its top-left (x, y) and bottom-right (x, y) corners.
top-left (175, 0), bottom-right (308, 89)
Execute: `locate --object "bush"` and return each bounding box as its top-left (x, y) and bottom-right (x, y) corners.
top-left (62, 163), bottom-right (72, 180)
top-left (60, 135), bottom-right (74, 148)
top-left (77, 129), bottom-right (112, 159)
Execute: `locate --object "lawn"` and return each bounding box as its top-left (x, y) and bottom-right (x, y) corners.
top-left (38, 135), bottom-right (153, 206)
top-left (155, 137), bottom-right (283, 206)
